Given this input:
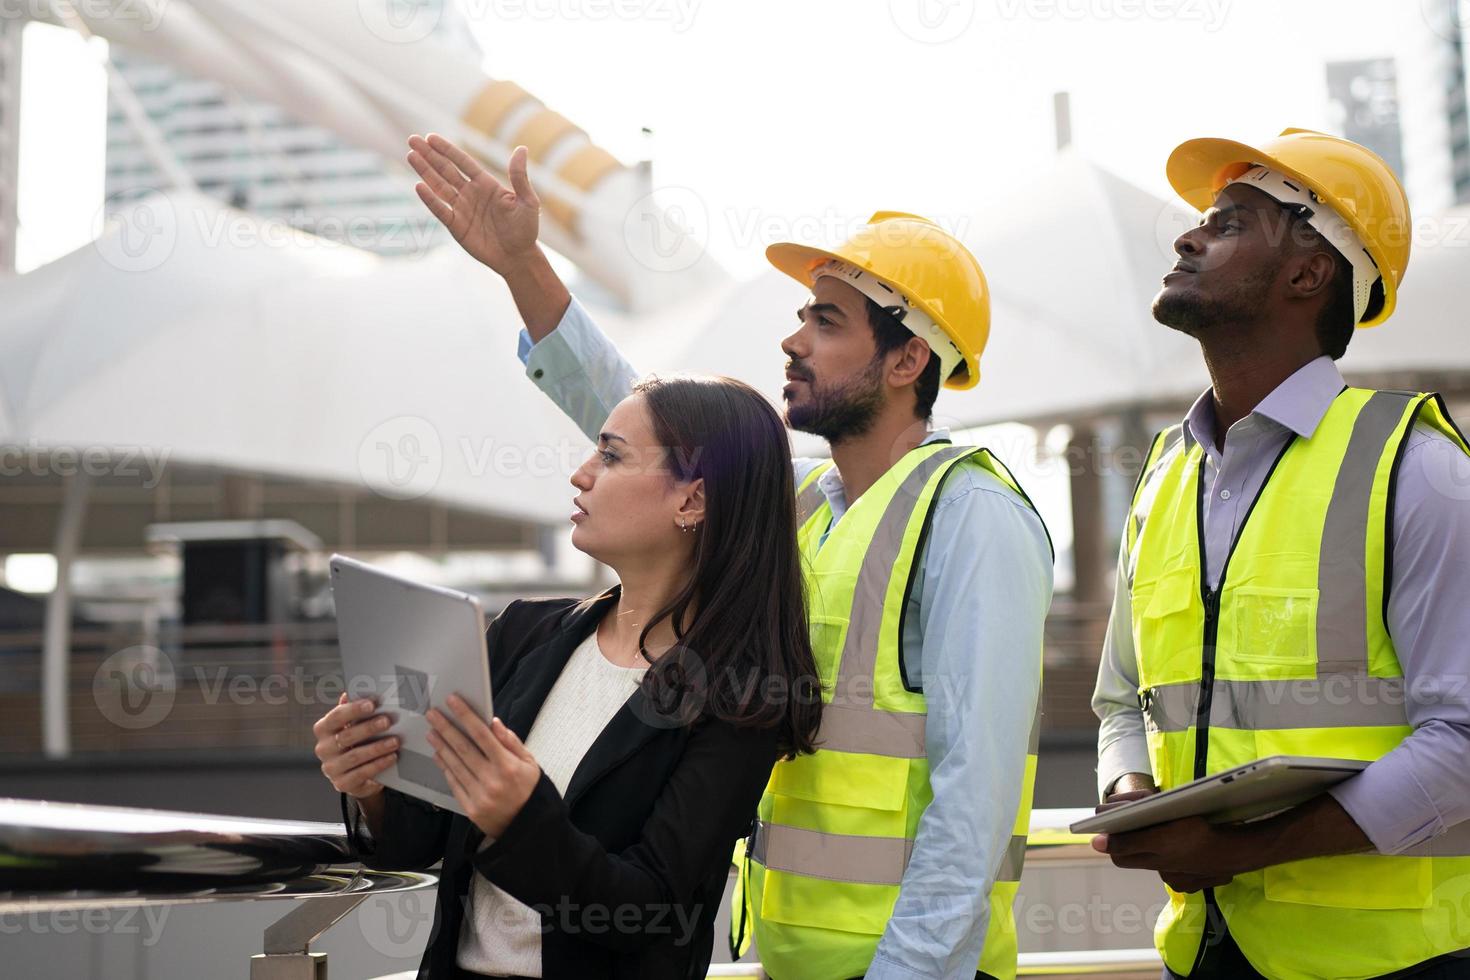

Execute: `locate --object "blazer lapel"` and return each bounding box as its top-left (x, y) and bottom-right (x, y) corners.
top-left (462, 585), bottom-right (620, 856)
top-left (496, 586), bottom-right (621, 740)
top-left (562, 686), bottom-right (670, 808)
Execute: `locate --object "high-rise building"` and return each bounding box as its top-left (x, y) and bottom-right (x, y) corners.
top-left (0, 18), bottom-right (23, 274)
top-left (1395, 0), bottom-right (1470, 212)
top-left (1326, 59), bottom-right (1404, 179)
top-left (103, 0), bottom-right (481, 257)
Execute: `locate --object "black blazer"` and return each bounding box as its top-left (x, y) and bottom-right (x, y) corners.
top-left (340, 585), bottom-right (780, 979)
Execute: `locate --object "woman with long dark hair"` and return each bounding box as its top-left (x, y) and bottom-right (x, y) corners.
top-left (314, 373), bottom-right (821, 979)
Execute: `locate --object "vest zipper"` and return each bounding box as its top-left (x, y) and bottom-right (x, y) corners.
top-left (1190, 587), bottom-right (1225, 977)
top-left (1184, 434), bottom-right (1296, 977)
top-left (1194, 590), bottom-right (1220, 781)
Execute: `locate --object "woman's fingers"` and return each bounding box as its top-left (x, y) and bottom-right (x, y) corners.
top-left (313, 693), bottom-right (401, 796)
top-left (312, 694), bottom-right (376, 740)
top-left (338, 711), bottom-right (393, 751)
top-left (430, 732), bottom-right (477, 790)
top-left (425, 709), bottom-right (486, 777)
top-left (313, 696), bottom-right (384, 762)
top-left (441, 763), bottom-right (473, 814)
top-left (339, 755), bottom-right (396, 798)
top-left (491, 717), bottom-right (535, 764)
top-left (321, 735), bottom-right (398, 794)
top-left (330, 733), bottom-right (399, 773)
top-left (443, 694), bottom-right (498, 757)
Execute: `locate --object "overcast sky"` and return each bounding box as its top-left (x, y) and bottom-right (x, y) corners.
top-left (17, 0), bottom-right (1423, 276)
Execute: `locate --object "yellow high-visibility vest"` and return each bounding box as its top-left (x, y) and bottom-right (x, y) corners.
top-left (1128, 387), bottom-right (1470, 979)
top-left (732, 442), bottom-right (1049, 980)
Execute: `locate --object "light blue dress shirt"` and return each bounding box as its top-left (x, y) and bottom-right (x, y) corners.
top-left (516, 296), bottom-right (1054, 979)
top-left (1092, 355), bottom-right (1470, 856)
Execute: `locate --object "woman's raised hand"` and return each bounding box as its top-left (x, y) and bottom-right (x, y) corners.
top-left (313, 692), bottom-right (400, 800)
top-left (407, 134), bottom-right (542, 274)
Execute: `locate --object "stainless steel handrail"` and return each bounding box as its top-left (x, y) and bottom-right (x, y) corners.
top-left (0, 797), bottom-right (436, 979)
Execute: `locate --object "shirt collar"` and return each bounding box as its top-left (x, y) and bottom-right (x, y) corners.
top-left (1181, 356), bottom-right (1345, 452)
top-left (816, 427), bottom-right (952, 497)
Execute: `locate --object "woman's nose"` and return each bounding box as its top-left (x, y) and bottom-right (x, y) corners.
top-left (570, 456), bottom-right (594, 491)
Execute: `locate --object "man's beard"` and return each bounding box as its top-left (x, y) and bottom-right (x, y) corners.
top-left (1153, 265), bottom-right (1275, 337)
top-left (784, 355), bottom-right (886, 443)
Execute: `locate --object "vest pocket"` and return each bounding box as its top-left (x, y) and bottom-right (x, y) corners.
top-left (1228, 586), bottom-right (1318, 666)
top-left (768, 752), bottom-right (908, 830)
top-left (1133, 566), bottom-right (1198, 688)
top-left (758, 867), bottom-right (898, 935)
top-left (760, 754), bottom-right (913, 935)
top-left (1263, 852), bottom-right (1432, 910)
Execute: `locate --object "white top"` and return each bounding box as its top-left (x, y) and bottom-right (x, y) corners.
top-left (456, 625), bottom-right (647, 977)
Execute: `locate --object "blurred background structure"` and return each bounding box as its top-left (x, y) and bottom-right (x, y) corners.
top-left (3, 1), bottom-right (1470, 974)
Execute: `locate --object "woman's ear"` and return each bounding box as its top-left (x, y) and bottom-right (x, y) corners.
top-left (676, 477), bottom-right (706, 528)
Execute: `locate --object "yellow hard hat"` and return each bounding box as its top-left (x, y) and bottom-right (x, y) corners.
top-left (766, 211), bottom-right (989, 390)
top-left (1166, 128), bottom-right (1411, 327)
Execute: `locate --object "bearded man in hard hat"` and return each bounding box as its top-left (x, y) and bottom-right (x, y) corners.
top-left (406, 134), bottom-right (1054, 980)
top-left (1091, 128), bottom-right (1470, 979)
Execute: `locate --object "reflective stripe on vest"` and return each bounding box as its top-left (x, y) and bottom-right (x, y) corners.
top-left (750, 819), bottom-right (1032, 885)
top-left (1143, 674), bottom-right (1412, 733)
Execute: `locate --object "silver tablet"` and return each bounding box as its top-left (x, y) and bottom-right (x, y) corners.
top-left (1070, 755), bottom-right (1368, 835)
top-left (329, 553), bottom-right (492, 817)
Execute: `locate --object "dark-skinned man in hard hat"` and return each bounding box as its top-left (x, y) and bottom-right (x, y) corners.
top-left (1092, 129), bottom-right (1470, 979)
top-left (405, 133), bottom-right (1054, 980)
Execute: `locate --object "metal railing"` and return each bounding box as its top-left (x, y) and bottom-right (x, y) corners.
top-left (0, 798), bottom-right (1159, 979)
top-left (0, 796), bottom-right (435, 979)
top-left (0, 603), bottom-right (1114, 758)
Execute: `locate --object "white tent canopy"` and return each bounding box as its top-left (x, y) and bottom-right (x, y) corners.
top-left (6, 175), bottom-right (1466, 533)
top-left (1340, 203), bottom-right (1470, 385)
top-left (0, 191), bottom-right (600, 527)
top-left (645, 151), bottom-right (1212, 433)
top-left (945, 151), bottom-right (1209, 426)
top-left (648, 156), bottom-right (1470, 431)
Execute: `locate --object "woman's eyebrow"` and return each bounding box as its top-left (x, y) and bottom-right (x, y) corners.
top-left (598, 432), bottom-right (628, 445)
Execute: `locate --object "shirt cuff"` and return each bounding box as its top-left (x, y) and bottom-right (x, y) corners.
top-left (1096, 733), bottom-right (1153, 802)
top-left (517, 294), bottom-right (597, 387)
top-left (1328, 755), bottom-right (1443, 854)
top-left (864, 952), bottom-right (935, 980)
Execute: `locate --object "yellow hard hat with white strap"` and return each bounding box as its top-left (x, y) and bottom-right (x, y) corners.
top-left (766, 211), bottom-right (990, 390)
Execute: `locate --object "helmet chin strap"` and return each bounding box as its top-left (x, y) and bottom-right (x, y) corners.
top-left (1224, 164), bottom-right (1381, 323)
top-left (813, 258), bottom-right (965, 381)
